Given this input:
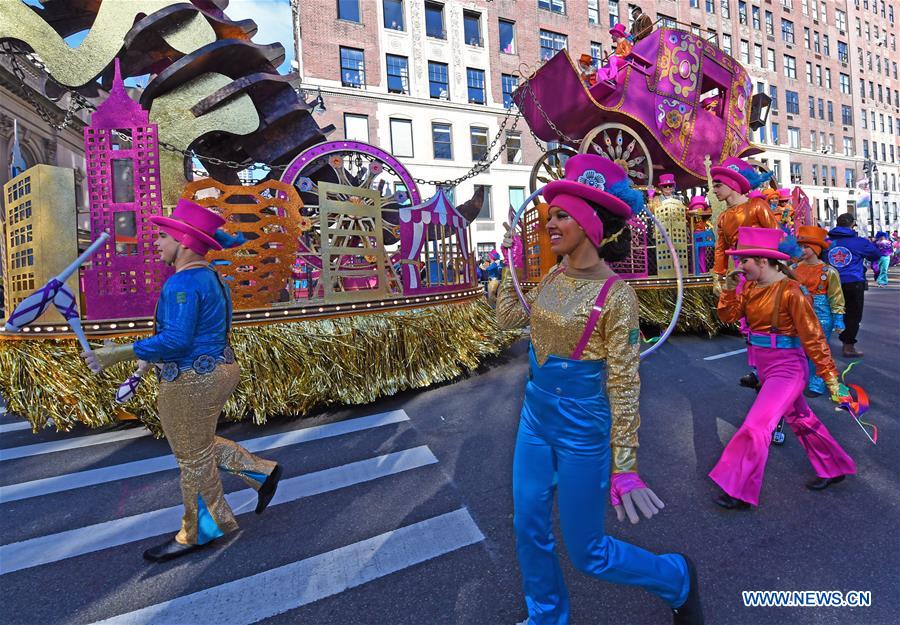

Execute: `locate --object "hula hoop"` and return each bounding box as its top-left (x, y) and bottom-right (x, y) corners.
top-left (503, 188), bottom-right (684, 360)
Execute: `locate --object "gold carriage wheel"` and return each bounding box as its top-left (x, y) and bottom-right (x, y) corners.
top-left (528, 146), bottom-right (578, 206)
top-left (579, 123), bottom-right (654, 189)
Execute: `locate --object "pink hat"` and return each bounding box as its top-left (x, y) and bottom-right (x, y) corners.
top-left (150, 199), bottom-right (225, 256)
top-left (710, 157), bottom-right (755, 195)
top-left (748, 189), bottom-right (764, 199)
top-left (689, 195), bottom-right (708, 210)
top-left (658, 173), bottom-right (676, 187)
top-left (777, 188), bottom-right (792, 201)
top-left (543, 154), bottom-right (641, 246)
top-left (724, 227), bottom-right (790, 261)
top-left (609, 23), bottom-right (628, 38)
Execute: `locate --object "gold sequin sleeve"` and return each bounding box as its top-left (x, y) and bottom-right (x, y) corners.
top-left (495, 268), bottom-right (550, 330)
top-left (825, 267), bottom-right (846, 314)
top-left (600, 283), bottom-right (641, 474)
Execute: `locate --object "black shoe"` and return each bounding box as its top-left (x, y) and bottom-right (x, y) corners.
top-left (713, 493), bottom-right (751, 510)
top-left (739, 372), bottom-right (760, 390)
top-left (672, 554), bottom-right (704, 625)
top-left (803, 388), bottom-right (823, 398)
top-left (806, 475), bottom-right (846, 491)
top-left (143, 538), bottom-right (210, 563)
top-left (256, 464), bottom-right (283, 514)
top-left (771, 431), bottom-right (785, 445)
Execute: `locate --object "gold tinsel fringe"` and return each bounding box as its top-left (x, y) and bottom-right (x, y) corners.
top-left (636, 285), bottom-right (726, 335)
top-left (0, 299), bottom-right (519, 435)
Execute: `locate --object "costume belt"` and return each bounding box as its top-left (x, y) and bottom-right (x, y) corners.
top-left (156, 345), bottom-right (236, 382)
top-left (747, 333), bottom-right (802, 349)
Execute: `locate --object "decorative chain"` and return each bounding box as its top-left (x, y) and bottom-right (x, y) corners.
top-left (519, 77), bottom-right (582, 146)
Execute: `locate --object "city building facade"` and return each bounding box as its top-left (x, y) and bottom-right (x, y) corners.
top-left (296, 0), bottom-right (900, 249)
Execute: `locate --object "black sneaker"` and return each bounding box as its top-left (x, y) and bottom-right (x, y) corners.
top-left (771, 418), bottom-right (786, 446)
top-left (672, 554), bottom-right (704, 625)
top-left (739, 372), bottom-right (760, 390)
top-left (255, 464), bottom-right (283, 514)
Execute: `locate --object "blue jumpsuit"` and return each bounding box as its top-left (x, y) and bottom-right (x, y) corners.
top-left (497, 270), bottom-right (688, 625)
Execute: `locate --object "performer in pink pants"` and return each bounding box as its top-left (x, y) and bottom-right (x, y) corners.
top-left (709, 227), bottom-right (856, 509)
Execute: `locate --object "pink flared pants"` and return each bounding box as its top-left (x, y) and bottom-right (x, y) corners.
top-left (709, 345), bottom-right (856, 505)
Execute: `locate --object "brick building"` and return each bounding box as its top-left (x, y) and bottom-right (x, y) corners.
top-left (296, 0), bottom-right (900, 250)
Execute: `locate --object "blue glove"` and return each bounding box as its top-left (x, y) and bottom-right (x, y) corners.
top-left (833, 313), bottom-right (845, 332)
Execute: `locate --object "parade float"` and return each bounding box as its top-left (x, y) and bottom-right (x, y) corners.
top-left (0, 0), bottom-right (511, 432)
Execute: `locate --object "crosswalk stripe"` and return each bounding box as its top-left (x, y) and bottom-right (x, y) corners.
top-left (0, 446), bottom-right (437, 575)
top-left (0, 428), bottom-right (152, 462)
top-left (0, 409), bottom-right (411, 503)
top-left (0, 421), bottom-right (32, 434)
top-left (90, 508), bottom-right (484, 625)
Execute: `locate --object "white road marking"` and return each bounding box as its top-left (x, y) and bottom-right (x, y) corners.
top-left (90, 508), bottom-right (484, 625)
top-left (0, 428), bottom-right (152, 462)
top-left (703, 347), bottom-right (748, 361)
top-left (0, 446), bottom-right (437, 575)
top-left (0, 421), bottom-right (32, 434)
top-left (0, 409), bottom-right (410, 503)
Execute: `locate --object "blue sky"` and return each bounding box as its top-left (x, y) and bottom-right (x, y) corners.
top-left (23, 0), bottom-right (295, 76)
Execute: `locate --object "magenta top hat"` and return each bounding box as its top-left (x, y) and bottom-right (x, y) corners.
top-left (609, 23), bottom-right (628, 38)
top-left (777, 188), bottom-right (792, 201)
top-left (543, 154), bottom-right (642, 246)
top-left (724, 227), bottom-right (790, 261)
top-left (658, 173), bottom-right (676, 187)
top-left (689, 195), bottom-right (709, 210)
top-left (710, 157), bottom-right (772, 195)
top-left (150, 199), bottom-right (225, 256)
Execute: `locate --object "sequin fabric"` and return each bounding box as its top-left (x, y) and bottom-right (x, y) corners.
top-left (718, 279), bottom-right (839, 381)
top-left (158, 362), bottom-right (276, 545)
top-left (497, 270), bottom-right (641, 473)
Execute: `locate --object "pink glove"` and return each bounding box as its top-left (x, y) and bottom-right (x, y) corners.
top-left (610, 472), bottom-right (647, 506)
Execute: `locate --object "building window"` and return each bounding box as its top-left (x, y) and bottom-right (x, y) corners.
top-left (752, 5), bottom-right (760, 29)
top-left (424, 1), bottom-right (445, 39)
top-left (827, 101), bottom-right (833, 122)
top-left (389, 118), bottom-right (413, 157)
top-left (721, 0), bottom-right (731, 19)
top-left (428, 61), bottom-right (449, 99)
top-left (781, 19), bottom-right (794, 43)
top-left (840, 73), bottom-right (850, 94)
top-left (790, 162), bottom-right (802, 183)
top-left (740, 40), bottom-right (749, 64)
top-left (658, 13), bottom-right (677, 28)
top-left (509, 187), bottom-right (526, 217)
top-left (786, 90), bottom-right (800, 114)
top-left (475, 184), bottom-right (492, 219)
top-left (691, 0), bottom-right (699, 8)
top-left (343, 113), bottom-right (369, 142)
top-left (386, 54), bottom-right (409, 94)
top-left (767, 48), bottom-right (776, 71)
top-left (772, 122), bottom-right (779, 143)
top-left (845, 169), bottom-right (855, 187)
top-left (784, 55), bottom-right (796, 79)
top-left (753, 43), bottom-right (763, 66)
top-left (722, 33), bottom-right (732, 55)
top-left (765, 10), bottom-right (774, 36)
top-left (506, 132), bottom-right (523, 164)
top-left (538, 0), bottom-right (566, 15)
top-left (590, 41), bottom-right (602, 65)
top-left (588, 0), bottom-right (600, 24)
top-left (706, 0), bottom-right (716, 14)
top-left (470, 126), bottom-right (489, 161)
top-left (499, 19), bottom-right (516, 54)
top-left (338, 0), bottom-right (361, 22)
top-left (788, 126), bottom-right (800, 148)
top-left (111, 159), bottom-right (134, 203)
top-left (467, 68), bottom-right (486, 104)
top-left (383, 0), bottom-right (404, 31)
top-left (608, 0), bottom-right (620, 27)
top-left (738, 1), bottom-right (747, 24)
top-left (539, 29), bottom-right (567, 61)
top-left (769, 85), bottom-right (778, 112)
top-left (502, 74), bottom-right (518, 108)
top-left (340, 47), bottom-right (365, 88)
top-left (808, 95), bottom-right (815, 116)
top-left (841, 105), bottom-right (853, 125)
top-left (843, 137), bottom-right (853, 156)
top-left (818, 98), bottom-right (824, 119)
top-left (432, 122), bottom-right (452, 160)
top-left (463, 10), bottom-right (482, 46)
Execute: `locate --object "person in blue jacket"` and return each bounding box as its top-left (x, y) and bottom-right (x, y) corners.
top-left (827, 213), bottom-right (881, 358)
top-left (83, 199), bottom-right (282, 563)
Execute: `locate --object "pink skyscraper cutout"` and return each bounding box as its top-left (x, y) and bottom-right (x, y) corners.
top-left (82, 59), bottom-right (171, 319)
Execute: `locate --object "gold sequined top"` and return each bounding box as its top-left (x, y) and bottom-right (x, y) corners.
top-left (497, 269), bottom-right (641, 474)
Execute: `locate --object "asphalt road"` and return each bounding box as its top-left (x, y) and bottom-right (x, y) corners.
top-left (1, 277), bottom-right (897, 625)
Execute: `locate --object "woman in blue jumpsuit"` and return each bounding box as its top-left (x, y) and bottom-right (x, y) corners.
top-left (497, 155), bottom-right (703, 625)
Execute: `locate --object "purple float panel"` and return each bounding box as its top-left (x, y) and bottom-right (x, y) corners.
top-left (609, 217), bottom-right (649, 279)
top-left (82, 60), bottom-right (171, 320)
top-left (398, 188), bottom-right (474, 295)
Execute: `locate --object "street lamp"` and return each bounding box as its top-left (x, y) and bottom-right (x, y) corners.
top-left (862, 158), bottom-right (878, 237)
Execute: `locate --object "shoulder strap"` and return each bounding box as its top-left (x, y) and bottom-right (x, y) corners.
top-left (571, 275), bottom-right (622, 360)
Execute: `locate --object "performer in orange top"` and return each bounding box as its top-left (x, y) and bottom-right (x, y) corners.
top-left (709, 157), bottom-right (780, 291)
top-left (792, 226), bottom-right (845, 397)
top-left (709, 227), bottom-right (856, 509)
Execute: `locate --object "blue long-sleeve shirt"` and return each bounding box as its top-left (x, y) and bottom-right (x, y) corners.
top-left (826, 227), bottom-right (881, 283)
top-left (133, 267), bottom-right (231, 368)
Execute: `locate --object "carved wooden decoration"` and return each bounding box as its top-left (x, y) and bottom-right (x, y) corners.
top-left (182, 179), bottom-right (307, 309)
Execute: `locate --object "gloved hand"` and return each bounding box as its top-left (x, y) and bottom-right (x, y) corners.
top-left (825, 376), bottom-right (851, 404)
top-left (610, 472), bottom-right (665, 524)
top-left (501, 220), bottom-right (515, 250)
top-left (82, 340), bottom-right (137, 374)
top-left (724, 270), bottom-right (744, 291)
top-left (711, 273), bottom-right (724, 295)
top-left (833, 314), bottom-right (845, 332)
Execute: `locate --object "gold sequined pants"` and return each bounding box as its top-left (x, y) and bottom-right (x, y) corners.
top-left (158, 362), bottom-right (276, 545)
